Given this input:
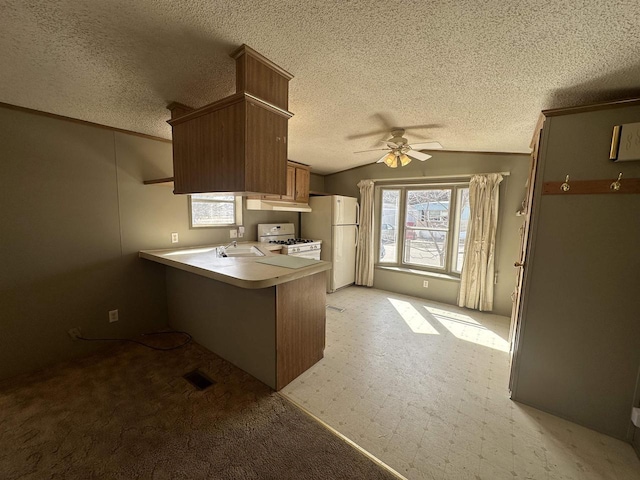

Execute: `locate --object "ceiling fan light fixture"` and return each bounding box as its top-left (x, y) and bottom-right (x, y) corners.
top-left (366, 127), bottom-right (442, 168)
top-left (383, 153), bottom-right (397, 168)
top-left (399, 154), bottom-right (412, 166)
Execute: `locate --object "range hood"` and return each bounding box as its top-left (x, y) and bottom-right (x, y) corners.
top-left (246, 198), bottom-right (312, 213)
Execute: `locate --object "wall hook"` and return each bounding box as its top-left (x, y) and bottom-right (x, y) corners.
top-left (560, 175), bottom-right (570, 192)
top-left (610, 172), bottom-right (623, 191)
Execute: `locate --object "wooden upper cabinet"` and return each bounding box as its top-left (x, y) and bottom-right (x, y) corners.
top-left (168, 95), bottom-right (291, 195)
top-left (231, 45), bottom-right (293, 111)
top-left (167, 45), bottom-right (293, 195)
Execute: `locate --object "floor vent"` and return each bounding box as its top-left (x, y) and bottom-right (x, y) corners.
top-left (183, 369), bottom-right (216, 390)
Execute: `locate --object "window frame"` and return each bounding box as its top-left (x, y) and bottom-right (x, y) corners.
top-left (188, 194), bottom-right (243, 229)
top-left (376, 182), bottom-right (469, 276)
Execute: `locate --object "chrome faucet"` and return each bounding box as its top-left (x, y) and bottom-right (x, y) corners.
top-left (216, 240), bottom-right (237, 257)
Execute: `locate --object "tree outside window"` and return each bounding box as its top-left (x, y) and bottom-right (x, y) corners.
top-left (378, 185), bottom-right (469, 274)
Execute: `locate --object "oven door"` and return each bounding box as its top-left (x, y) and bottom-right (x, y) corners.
top-left (287, 250), bottom-right (321, 261)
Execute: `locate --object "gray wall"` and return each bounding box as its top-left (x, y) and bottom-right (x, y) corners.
top-left (309, 172), bottom-right (325, 193)
top-left (512, 105), bottom-right (640, 440)
top-left (166, 268), bottom-right (277, 388)
top-left (0, 106), bottom-right (296, 381)
top-left (323, 151), bottom-right (531, 316)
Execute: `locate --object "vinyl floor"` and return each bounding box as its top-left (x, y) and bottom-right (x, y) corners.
top-left (281, 286), bottom-right (640, 480)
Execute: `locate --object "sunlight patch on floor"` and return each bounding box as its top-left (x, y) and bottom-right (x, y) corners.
top-left (425, 306), bottom-right (509, 351)
top-left (388, 297), bottom-right (439, 334)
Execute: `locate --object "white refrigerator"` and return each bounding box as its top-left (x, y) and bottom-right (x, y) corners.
top-left (302, 195), bottom-right (359, 293)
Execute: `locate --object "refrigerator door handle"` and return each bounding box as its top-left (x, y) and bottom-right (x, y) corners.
top-left (354, 225), bottom-right (359, 248)
top-left (355, 202), bottom-right (360, 225)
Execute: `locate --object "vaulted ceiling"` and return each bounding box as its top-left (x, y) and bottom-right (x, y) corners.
top-left (1, 1), bottom-right (639, 174)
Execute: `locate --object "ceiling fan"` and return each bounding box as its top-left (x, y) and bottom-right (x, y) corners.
top-left (355, 128), bottom-right (443, 168)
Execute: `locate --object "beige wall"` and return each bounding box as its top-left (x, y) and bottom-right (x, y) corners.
top-left (512, 105), bottom-right (640, 440)
top-left (323, 151), bottom-right (531, 316)
top-left (0, 106), bottom-right (296, 381)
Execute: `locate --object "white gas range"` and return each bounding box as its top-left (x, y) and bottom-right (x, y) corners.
top-left (257, 223), bottom-right (322, 260)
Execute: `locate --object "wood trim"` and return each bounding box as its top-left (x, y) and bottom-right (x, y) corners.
top-left (542, 97), bottom-right (640, 117)
top-left (166, 101), bottom-right (195, 120)
top-left (529, 113), bottom-right (546, 150)
top-left (143, 177), bottom-right (174, 185)
top-left (287, 159), bottom-right (310, 168)
top-left (244, 93), bottom-right (294, 118)
top-left (421, 149), bottom-right (530, 156)
top-left (542, 178), bottom-right (640, 195)
top-left (229, 44), bottom-right (294, 80)
top-left (167, 92), bottom-right (245, 125)
top-left (0, 101), bottom-right (172, 144)
top-left (167, 92), bottom-right (293, 126)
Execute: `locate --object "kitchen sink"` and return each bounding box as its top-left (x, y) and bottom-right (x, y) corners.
top-left (221, 246), bottom-right (265, 257)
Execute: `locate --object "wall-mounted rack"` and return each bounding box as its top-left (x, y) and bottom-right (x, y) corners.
top-left (542, 174), bottom-right (640, 195)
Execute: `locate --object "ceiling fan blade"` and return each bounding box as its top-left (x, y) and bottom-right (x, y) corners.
top-left (406, 150), bottom-right (432, 161)
top-left (354, 148), bottom-right (390, 154)
top-left (381, 140), bottom-right (400, 148)
top-left (373, 112), bottom-right (396, 130)
top-left (409, 141), bottom-right (443, 150)
top-left (405, 124), bottom-right (445, 140)
top-left (346, 129), bottom-right (392, 140)
top-left (376, 152), bottom-right (392, 163)
top-left (405, 123), bottom-right (443, 131)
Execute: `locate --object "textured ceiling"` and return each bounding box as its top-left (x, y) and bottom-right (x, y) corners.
top-left (1, 1), bottom-right (640, 174)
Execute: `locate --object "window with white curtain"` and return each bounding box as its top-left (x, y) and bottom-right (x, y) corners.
top-left (189, 194), bottom-right (243, 228)
top-left (378, 184), bottom-right (470, 274)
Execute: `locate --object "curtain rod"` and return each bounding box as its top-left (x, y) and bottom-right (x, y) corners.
top-left (370, 172), bottom-right (510, 183)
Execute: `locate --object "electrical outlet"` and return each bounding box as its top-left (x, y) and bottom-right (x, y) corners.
top-left (238, 226), bottom-right (245, 238)
top-left (229, 229), bottom-right (238, 238)
top-left (68, 327), bottom-right (82, 340)
top-left (171, 232), bottom-right (179, 243)
top-left (423, 280), bottom-right (429, 288)
top-left (109, 309), bottom-right (119, 323)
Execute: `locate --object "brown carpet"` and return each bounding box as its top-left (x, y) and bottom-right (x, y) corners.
top-left (0, 336), bottom-right (401, 479)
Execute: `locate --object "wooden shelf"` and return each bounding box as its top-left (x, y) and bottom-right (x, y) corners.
top-left (143, 177), bottom-right (174, 186)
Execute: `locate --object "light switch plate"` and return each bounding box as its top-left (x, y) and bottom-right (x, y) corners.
top-left (109, 309), bottom-right (119, 323)
top-left (229, 229), bottom-right (238, 238)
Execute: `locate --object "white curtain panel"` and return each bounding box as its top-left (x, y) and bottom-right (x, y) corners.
top-left (458, 173), bottom-right (503, 311)
top-left (355, 179), bottom-right (375, 286)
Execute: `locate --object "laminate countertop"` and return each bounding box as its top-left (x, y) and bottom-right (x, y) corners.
top-left (139, 242), bottom-right (331, 289)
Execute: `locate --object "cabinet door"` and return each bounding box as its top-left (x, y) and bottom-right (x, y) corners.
top-left (245, 102), bottom-right (288, 195)
top-left (295, 166), bottom-right (310, 202)
top-left (281, 164), bottom-right (296, 201)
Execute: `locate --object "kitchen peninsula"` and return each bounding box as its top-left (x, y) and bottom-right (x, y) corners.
top-left (140, 243), bottom-right (331, 390)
